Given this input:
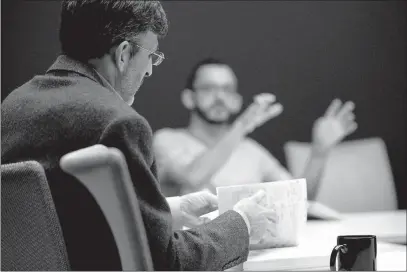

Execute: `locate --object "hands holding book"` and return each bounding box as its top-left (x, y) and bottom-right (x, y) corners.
top-left (176, 190), bottom-right (278, 244)
top-left (233, 190), bottom-right (278, 244)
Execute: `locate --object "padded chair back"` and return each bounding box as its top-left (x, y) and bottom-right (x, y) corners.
top-left (284, 138), bottom-right (397, 212)
top-left (60, 144), bottom-right (154, 271)
top-left (1, 161), bottom-right (70, 271)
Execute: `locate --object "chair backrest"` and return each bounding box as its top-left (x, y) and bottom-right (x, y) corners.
top-left (1, 161), bottom-right (70, 271)
top-left (59, 144), bottom-right (154, 271)
top-left (284, 137), bottom-right (398, 213)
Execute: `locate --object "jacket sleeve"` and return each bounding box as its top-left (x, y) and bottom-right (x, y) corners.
top-left (98, 115), bottom-right (249, 271)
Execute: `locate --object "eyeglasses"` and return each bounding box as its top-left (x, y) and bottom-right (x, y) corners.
top-left (194, 84), bottom-right (241, 100)
top-left (134, 44), bottom-right (165, 66)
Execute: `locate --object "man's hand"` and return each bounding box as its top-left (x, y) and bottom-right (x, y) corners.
top-left (233, 190), bottom-right (278, 244)
top-left (180, 191), bottom-right (218, 228)
top-left (234, 93), bottom-right (283, 135)
top-left (312, 99), bottom-right (358, 152)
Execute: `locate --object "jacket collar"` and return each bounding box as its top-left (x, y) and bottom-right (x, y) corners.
top-left (46, 55), bottom-right (123, 101)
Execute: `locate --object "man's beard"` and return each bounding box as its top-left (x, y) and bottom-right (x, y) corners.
top-left (193, 106), bottom-right (234, 125)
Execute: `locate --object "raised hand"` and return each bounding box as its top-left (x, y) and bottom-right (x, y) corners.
top-left (234, 93), bottom-right (283, 135)
top-left (312, 99), bottom-right (358, 152)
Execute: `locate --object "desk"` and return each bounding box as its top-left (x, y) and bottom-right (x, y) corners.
top-left (244, 210), bottom-right (406, 271)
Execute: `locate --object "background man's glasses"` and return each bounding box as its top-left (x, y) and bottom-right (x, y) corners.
top-left (194, 85), bottom-right (241, 99)
top-left (135, 44), bottom-right (165, 66)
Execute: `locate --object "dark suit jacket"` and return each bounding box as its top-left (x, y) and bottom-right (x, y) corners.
top-left (1, 55), bottom-right (249, 271)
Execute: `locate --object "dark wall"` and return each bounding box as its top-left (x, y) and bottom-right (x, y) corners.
top-left (2, 1), bottom-right (406, 209)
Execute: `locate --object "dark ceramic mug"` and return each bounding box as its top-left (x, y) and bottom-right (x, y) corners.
top-left (330, 235), bottom-right (377, 271)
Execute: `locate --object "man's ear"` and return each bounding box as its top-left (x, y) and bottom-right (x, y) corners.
top-left (113, 40), bottom-right (132, 73)
top-left (181, 89), bottom-right (195, 110)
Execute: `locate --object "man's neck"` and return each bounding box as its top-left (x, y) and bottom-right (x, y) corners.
top-left (187, 114), bottom-right (230, 147)
top-left (88, 57), bottom-right (124, 102)
top-left (88, 57), bottom-right (117, 89)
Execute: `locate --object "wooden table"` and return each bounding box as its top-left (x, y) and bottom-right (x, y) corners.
top-left (244, 210), bottom-right (406, 271)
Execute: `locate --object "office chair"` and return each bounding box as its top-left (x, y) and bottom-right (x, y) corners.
top-left (59, 144), bottom-right (154, 271)
top-left (284, 137), bottom-right (398, 212)
top-left (1, 161), bottom-right (70, 271)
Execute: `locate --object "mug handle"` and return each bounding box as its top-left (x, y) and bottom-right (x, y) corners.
top-left (330, 244), bottom-right (348, 271)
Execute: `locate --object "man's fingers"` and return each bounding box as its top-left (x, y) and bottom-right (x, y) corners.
top-left (267, 224), bottom-right (277, 237)
top-left (345, 122), bottom-right (358, 135)
top-left (200, 191), bottom-right (218, 206)
top-left (202, 191), bottom-right (218, 210)
top-left (337, 101), bottom-right (355, 119)
top-left (255, 103), bottom-right (283, 126)
top-left (182, 211), bottom-right (207, 228)
top-left (339, 112), bottom-right (355, 128)
top-left (250, 190), bottom-right (267, 203)
top-left (243, 102), bottom-right (262, 120)
top-left (264, 103), bottom-right (284, 119)
top-left (240, 93), bottom-right (281, 127)
top-left (259, 208), bottom-right (277, 222)
top-left (325, 99), bottom-right (342, 117)
top-left (343, 112), bottom-right (355, 121)
top-left (198, 205), bottom-right (218, 215)
top-left (254, 93), bottom-right (276, 105)
top-left (182, 191), bottom-right (218, 216)
top-left (265, 212), bottom-right (278, 223)
top-left (200, 216), bottom-right (212, 224)
top-left (267, 212), bottom-right (277, 223)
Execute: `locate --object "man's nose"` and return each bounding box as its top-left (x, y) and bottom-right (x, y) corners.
top-left (215, 89), bottom-right (229, 100)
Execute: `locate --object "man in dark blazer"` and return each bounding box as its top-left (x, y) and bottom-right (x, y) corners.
top-left (1, 1), bottom-right (276, 270)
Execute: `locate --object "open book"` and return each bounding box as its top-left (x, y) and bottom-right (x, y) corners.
top-left (216, 179), bottom-right (308, 249)
top-left (200, 179), bottom-right (342, 249)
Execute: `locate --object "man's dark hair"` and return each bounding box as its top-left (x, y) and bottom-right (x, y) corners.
top-left (185, 58), bottom-right (230, 90)
top-left (59, 0), bottom-right (169, 62)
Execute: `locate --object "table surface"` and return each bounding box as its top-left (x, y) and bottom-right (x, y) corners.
top-left (244, 210), bottom-right (406, 271)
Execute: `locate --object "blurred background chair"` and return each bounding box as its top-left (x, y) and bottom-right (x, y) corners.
top-left (1, 161), bottom-right (70, 271)
top-left (60, 144), bottom-right (154, 271)
top-left (284, 137), bottom-right (398, 213)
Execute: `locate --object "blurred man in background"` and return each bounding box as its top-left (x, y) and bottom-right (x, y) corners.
top-left (1, 2), bottom-right (276, 270)
top-left (153, 58), bottom-right (358, 200)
